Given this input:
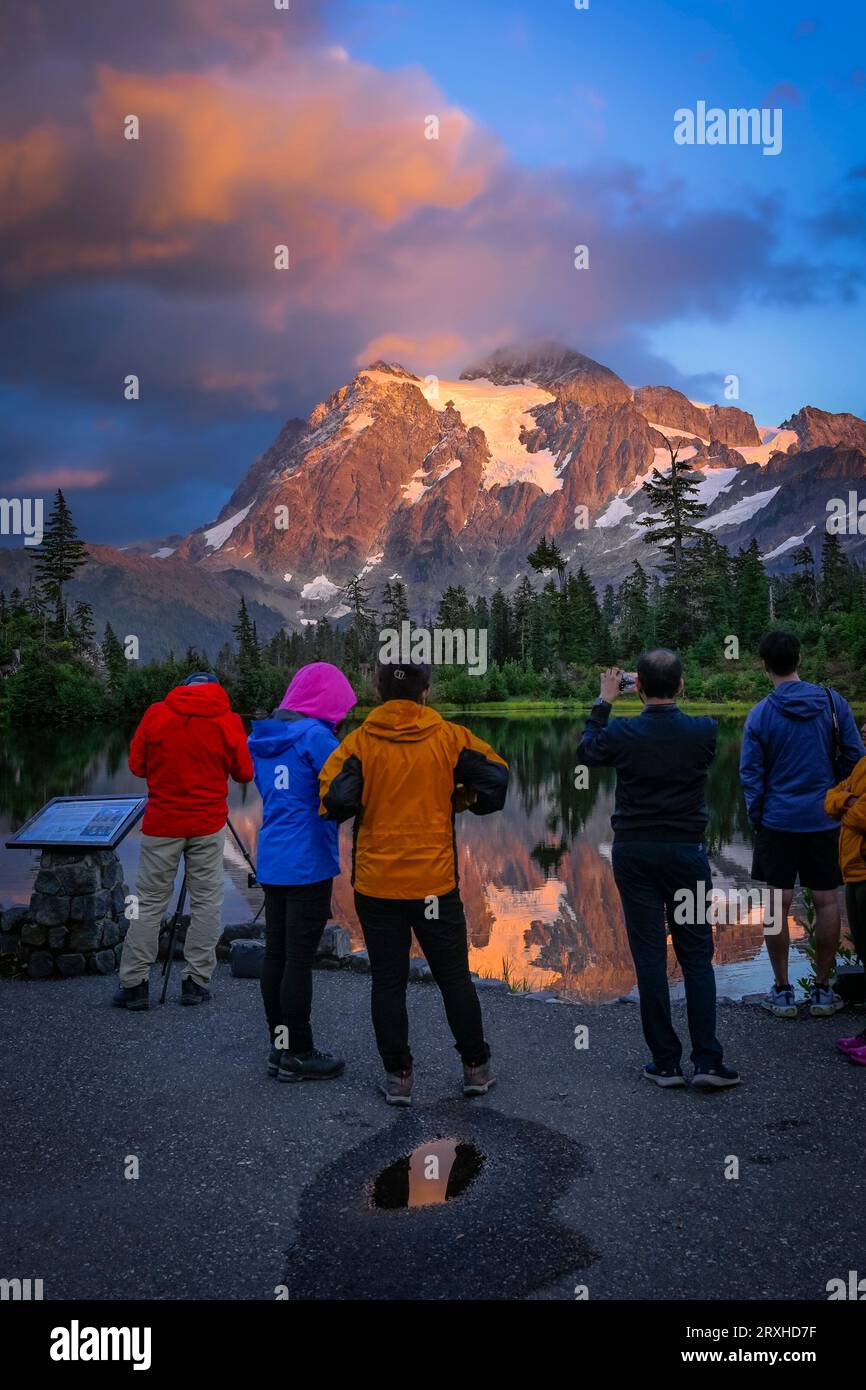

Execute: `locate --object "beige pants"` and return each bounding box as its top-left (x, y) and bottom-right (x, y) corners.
top-left (119, 830), bottom-right (226, 988)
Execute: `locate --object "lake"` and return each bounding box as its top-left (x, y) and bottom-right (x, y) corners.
top-left (0, 714), bottom-right (830, 1001)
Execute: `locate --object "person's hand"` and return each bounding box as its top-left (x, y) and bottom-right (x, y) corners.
top-left (453, 785), bottom-right (477, 813)
top-left (599, 667), bottom-right (623, 704)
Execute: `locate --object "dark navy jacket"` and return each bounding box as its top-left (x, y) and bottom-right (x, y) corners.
top-left (739, 681), bottom-right (864, 832)
top-left (578, 701), bottom-right (717, 842)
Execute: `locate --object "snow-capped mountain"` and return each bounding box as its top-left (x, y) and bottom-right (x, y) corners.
top-left (172, 344), bottom-right (866, 627)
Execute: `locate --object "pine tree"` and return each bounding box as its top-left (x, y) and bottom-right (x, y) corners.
top-left (30, 490), bottom-right (88, 631)
top-left (102, 623), bottom-right (127, 692)
top-left (233, 597), bottom-right (261, 711)
top-left (527, 535), bottom-right (566, 591)
top-left (342, 575), bottom-right (377, 673)
top-left (381, 579), bottom-right (410, 629)
top-left (733, 540), bottom-right (770, 643)
top-left (819, 532), bottom-right (852, 616)
top-left (639, 443), bottom-right (707, 576)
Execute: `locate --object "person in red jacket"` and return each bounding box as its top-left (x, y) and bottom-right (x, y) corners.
top-left (114, 673), bottom-right (254, 1010)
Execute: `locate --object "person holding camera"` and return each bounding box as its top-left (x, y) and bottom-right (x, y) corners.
top-left (578, 650), bottom-right (738, 1089)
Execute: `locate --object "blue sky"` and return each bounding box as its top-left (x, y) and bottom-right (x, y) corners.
top-left (0, 0), bottom-right (863, 543)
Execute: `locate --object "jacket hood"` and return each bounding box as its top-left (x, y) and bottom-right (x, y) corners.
top-left (164, 683), bottom-right (231, 718)
top-left (279, 663), bottom-right (357, 725)
top-left (363, 700), bottom-right (442, 742)
top-left (248, 716), bottom-right (312, 759)
top-left (768, 680), bottom-right (832, 722)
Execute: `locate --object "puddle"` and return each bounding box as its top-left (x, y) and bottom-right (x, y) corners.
top-left (370, 1139), bottom-right (484, 1210)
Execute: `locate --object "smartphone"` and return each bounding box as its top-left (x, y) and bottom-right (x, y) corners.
top-left (619, 671), bottom-right (638, 693)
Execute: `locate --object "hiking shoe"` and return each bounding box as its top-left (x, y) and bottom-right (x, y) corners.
top-left (181, 977), bottom-right (211, 1005)
top-left (642, 1063), bottom-right (685, 1088)
top-left (379, 1069), bottom-right (413, 1105)
top-left (267, 1045), bottom-right (281, 1077)
top-left (463, 1059), bottom-right (496, 1096)
top-left (112, 981), bottom-right (149, 1011)
top-left (278, 1049), bottom-right (345, 1083)
top-left (692, 1064), bottom-right (741, 1089)
top-left (809, 985), bottom-right (844, 1017)
top-left (847, 1044), bottom-right (866, 1068)
top-left (760, 984), bottom-right (798, 1019)
top-left (836, 1029), bottom-right (866, 1055)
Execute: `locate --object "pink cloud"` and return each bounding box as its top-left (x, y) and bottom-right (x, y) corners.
top-left (12, 468), bottom-right (109, 490)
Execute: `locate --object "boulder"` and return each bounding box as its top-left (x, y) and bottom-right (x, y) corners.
top-left (26, 951), bottom-right (54, 980)
top-left (57, 953), bottom-right (86, 978)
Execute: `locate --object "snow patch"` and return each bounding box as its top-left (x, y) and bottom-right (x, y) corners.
top-left (646, 419), bottom-right (709, 446)
top-left (595, 496), bottom-right (634, 528)
top-left (692, 467), bottom-right (739, 507)
top-left (202, 505), bottom-right (252, 551)
top-left (283, 572), bottom-right (293, 583)
top-left (736, 429), bottom-right (798, 465)
top-left (699, 487), bottom-right (780, 531)
top-left (151, 547), bottom-right (175, 559)
top-left (762, 526), bottom-right (816, 562)
top-left (301, 575), bottom-right (341, 601)
top-left (428, 378), bottom-right (563, 493)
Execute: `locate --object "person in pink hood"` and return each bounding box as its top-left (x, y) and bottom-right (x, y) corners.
top-left (248, 663), bottom-right (357, 1083)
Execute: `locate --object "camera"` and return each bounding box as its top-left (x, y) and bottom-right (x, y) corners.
top-left (619, 671), bottom-right (638, 693)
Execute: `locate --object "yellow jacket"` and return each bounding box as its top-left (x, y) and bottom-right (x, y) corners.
top-left (824, 756), bottom-right (866, 883)
top-left (319, 700), bottom-right (508, 899)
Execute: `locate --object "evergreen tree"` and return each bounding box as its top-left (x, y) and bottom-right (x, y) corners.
top-left (819, 531), bottom-right (852, 616)
top-left (342, 575), bottom-right (377, 674)
top-left (30, 490), bottom-right (89, 631)
top-left (233, 597), bottom-right (261, 711)
top-left (381, 578), bottom-right (410, 628)
top-left (102, 623), bottom-right (127, 692)
top-left (527, 535), bottom-right (566, 591)
top-left (732, 540), bottom-right (770, 644)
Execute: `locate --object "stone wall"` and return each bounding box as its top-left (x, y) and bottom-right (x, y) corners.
top-left (0, 849), bottom-right (131, 979)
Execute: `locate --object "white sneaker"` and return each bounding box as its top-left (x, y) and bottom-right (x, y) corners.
top-left (760, 984), bottom-right (798, 1019)
top-left (809, 985), bottom-right (844, 1017)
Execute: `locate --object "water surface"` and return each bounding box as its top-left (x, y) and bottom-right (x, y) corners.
top-left (0, 716), bottom-right (827, 1000)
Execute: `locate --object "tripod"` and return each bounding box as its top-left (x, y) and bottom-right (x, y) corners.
top-left (159, 816), bottom-right (260, 1004)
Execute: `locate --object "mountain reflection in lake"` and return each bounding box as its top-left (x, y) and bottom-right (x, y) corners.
top-left (0, 715), bottom-right (827, 1001)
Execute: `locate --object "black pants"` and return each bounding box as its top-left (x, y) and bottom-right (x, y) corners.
top-left (611, 841), bottom-right (723, 1072)
top-left (260, 880), bottom-right (332, 1055)
top-left (845, 882), bottom-right (866, 964)
top-left (354, 887), bottom-right (489, 1073)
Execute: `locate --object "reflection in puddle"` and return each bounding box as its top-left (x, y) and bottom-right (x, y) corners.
top-left (371, 1139), bottom-right (484, 1210)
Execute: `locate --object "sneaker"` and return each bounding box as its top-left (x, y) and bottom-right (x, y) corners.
top-left (692, 1064), bottom-right (741, 1089)
top-left (642, 1063), bottom-right (685, 1088)
top-left (379, 1069), bottom-right (413, 1105)
top-left (181, 977), bottom-right (211, 1005)
top-left (836, 1029), bottom-right (866, 1055)
top-left (760, 984), bottom-right (798, 1019)
top-left (847, 1044), bottom-right (866, 1068)
top-left (463, 1058), bottom-right (496, 1096)
top-left (809, 985), bottom-right (845, 1018)
top-left (112, 981), bottom-right (149, 1011)
top-left (267, 1045), bottom-right (281, 1077)
top-left (278, 1049), bottom-right (345, 1083)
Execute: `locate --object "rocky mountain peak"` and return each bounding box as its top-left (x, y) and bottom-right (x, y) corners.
top-left (460, 342), bottom-right (631, 407)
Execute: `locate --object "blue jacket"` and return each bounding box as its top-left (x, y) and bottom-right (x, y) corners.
top-left (739, 681), bottom-right (865, 832)
top-left (578, 702), bottom-right (717, 841)
top-left (248, 711), bottom-right (342, 886)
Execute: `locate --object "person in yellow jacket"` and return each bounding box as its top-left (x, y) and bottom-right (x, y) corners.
top-left (825, 720), bottom-right (866, 1063)
top-left (319, 660), bottom-right (509, 1105)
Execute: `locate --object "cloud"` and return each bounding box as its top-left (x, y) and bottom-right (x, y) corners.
top-left (11, 468), bottom-right (109, 491)
top-left (0, 0), bottom-right (862, 544)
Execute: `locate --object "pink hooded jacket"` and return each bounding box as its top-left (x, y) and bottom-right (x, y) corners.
top-left (278, 662), bottom-right (357, 727)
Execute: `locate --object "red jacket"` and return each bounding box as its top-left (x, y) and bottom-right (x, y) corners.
top-left (129, 683), bottom-right (254, 837)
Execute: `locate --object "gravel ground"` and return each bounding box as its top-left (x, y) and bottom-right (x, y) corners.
top-left (1, 967), bottom-right (864, 1301)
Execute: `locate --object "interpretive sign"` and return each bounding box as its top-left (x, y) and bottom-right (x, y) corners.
top-left (6, 796), bottom-right (146, 851)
